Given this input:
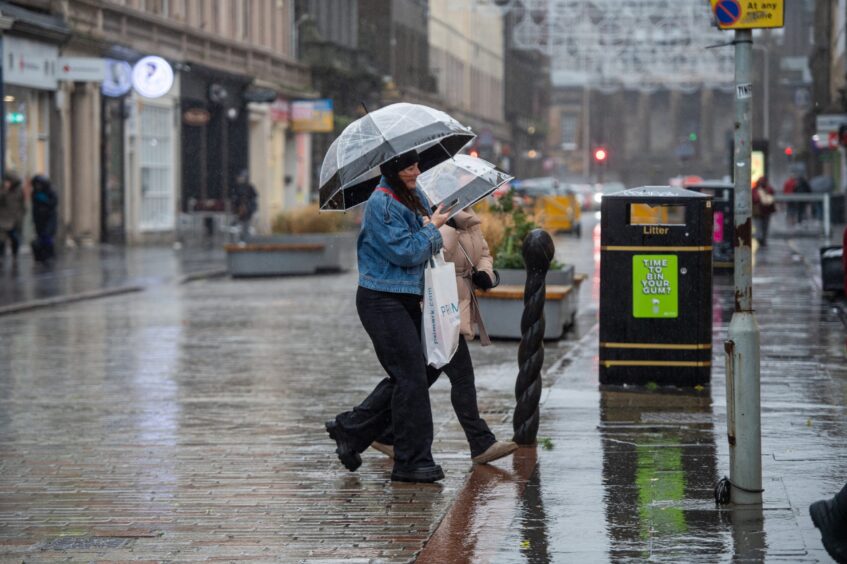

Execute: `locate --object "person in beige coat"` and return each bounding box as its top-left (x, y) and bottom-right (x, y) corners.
top-left (366, 208), bottom-right (518, 465)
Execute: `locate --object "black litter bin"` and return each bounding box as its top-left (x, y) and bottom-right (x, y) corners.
top-left (600, 186), bottom-right (713, 387)
top-left (820, 245), bottom-right (844, 293)
top-left (687, 181), bottom-right (734, 271)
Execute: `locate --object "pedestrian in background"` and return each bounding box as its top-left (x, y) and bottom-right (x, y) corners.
top-left (325, 149), bottom-right (451, 484)
top-left (783, 171), bottom-right (799, 225)
top-left (810, 483), bottom-right (847, 563)
top-left (229, 169), bottom-right (258, 242)
top-left (0, 171), bottom-right (26, 264)
top-left (367, 208), bottom-right (518, 466)
top-left (752, 176), bottom-right (776, 247)
top-left (30, 175), bottom-right (59, 262)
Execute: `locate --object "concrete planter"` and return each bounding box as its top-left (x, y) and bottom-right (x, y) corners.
top-left (477, 265), bottom-right (584, 340)
top-left (225, 232), bottom-right (356, 277)
top-left (497, 266), bottom-right (574, 286)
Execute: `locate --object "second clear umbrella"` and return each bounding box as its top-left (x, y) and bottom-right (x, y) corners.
top-left (416, 155), bottom-right (513, 219)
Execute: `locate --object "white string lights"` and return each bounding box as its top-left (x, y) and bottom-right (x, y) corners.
top-left (468, 0), bottom-right (734, 92)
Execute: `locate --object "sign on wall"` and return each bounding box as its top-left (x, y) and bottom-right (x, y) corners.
top-left (58, 58), bottom-right (105, 82)
top-left (632, 255), bottom-right (678, 319)
top-left (291, 99), bottom-right (334, 133)
top-left (3, 36), bottom-right (58, 90)
top-left (131, 56), bottom-right (174, 99)
top-left (102, 59), bottom-right (133, 97)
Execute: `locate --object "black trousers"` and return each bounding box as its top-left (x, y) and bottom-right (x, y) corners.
top-left (337, 287), bottom-right (436, 470)
top-left (0, 228), bottom-right (20, 257)
top-left (337, 288), bottom-right (496, 460)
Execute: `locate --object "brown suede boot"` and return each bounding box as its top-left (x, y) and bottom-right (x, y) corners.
top-left (371, 441), bottom-right (395, 459)
top-left (472, 441), bottom-right (518, 465)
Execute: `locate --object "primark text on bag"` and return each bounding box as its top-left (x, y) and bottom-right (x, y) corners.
top-left (422, 251), bottom-right (461, 368)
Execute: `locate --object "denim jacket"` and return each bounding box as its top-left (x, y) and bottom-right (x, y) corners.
top-left (357, 179), bottom-right (443, 295)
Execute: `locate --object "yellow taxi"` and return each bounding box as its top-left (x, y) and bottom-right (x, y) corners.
top-left (513, 177), bottom-right (582, 237)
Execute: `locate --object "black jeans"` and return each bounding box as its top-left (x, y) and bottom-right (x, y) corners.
top-left (336, 287), bottom-right (436, 470)
top-left (379, 336), bottom-right (496, 457)
top-left (756, 214), bottom-right (771, 244)
top-left (338, 296), bottom-right (497, 458)
top-left (1, 228), bottom-right (20, 257)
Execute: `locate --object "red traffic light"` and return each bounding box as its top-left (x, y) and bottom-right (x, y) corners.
top-left (594, 147), bottom-right (607, 162)
top-left (784, 147), bottom-right (793, 157)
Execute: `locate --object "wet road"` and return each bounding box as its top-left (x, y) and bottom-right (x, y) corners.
top-left (0, 213), bottom-right (845, 562)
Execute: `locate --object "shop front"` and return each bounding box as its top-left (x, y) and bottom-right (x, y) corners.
top-left (179, 65), bottom-right (250, 238)
top-left (2, 35), bottom-right (60, 247)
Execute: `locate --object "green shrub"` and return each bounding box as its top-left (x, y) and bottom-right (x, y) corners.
top-left (483, 191), bottom-right (563, 271)
top-left (271, 204), bottom-right (354, 234)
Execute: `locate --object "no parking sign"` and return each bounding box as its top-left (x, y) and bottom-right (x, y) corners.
top-left (710, 0), bottom-right (784, 30)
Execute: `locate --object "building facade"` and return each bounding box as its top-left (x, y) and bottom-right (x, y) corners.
top-left (4, 0), bottom-right (311, 244)
top-left (428, 0), bottom-right (509, 165)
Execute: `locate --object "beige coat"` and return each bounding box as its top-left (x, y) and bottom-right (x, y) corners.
top-left (439, 210), bottom-right (494, 342)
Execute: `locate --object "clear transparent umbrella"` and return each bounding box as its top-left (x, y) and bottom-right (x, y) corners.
top-left (416, 155), bottom-right (514, 220)
top-left (319, 103), bottom-right (475, 211)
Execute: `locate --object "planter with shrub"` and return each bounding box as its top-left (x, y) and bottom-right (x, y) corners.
top-left (225, 204), bottom-right (357, 277)
top-left (474, 193), bottom-right (585, 339)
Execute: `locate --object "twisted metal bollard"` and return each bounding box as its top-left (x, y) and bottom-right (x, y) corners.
top-left (513, 228), bottom-right (555, 445)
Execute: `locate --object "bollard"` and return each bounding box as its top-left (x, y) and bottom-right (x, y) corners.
top-left (513, 228), bottom-right (555, 445)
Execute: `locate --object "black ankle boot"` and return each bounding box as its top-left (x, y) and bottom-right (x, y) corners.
top-left (391, 464), bottom-right (444, 483)
top-left (325, 420), bottom-right (362, 472)
top-left (810, 497), bottom-right (847, 563)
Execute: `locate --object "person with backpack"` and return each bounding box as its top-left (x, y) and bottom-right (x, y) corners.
top-left (30, 175), bottom-right (59, 262)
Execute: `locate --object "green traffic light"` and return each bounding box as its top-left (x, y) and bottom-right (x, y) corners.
top-left (689, 132), bottom-right (697, 142)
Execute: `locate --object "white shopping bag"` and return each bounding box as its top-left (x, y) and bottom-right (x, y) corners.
top-left (422, 250), bottom-right (461, 368)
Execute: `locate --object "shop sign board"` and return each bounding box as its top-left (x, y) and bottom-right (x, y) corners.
top-left (58, 58), bottom-right (105, 82)
top-left (102, 59), bottom-right (133, 97)
top-left (131, 56), bottom-right (174, 99)
top-left (270, 98), bottom-right (290, 123)
top-left (816, 114), bottom-right (847, 133)
top-left (183, 107), bottom-right (211, 126)
top-left (710, 0), bottom-right (784, 30)
top-left (3, 36), bottom-right (58, 90)
top-left (291, 99), bottom-right (333, 132)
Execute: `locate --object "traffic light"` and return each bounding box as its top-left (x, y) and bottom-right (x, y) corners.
top-left (784, 146), bottom-right (793, 157)
top-left (594, 147), bottom-right (607, 163)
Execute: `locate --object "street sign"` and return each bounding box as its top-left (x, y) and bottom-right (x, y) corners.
top-left (710, 0), bottom-right (784, 30)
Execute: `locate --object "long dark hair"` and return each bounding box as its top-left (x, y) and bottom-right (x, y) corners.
top-left (384, 175), bottom-right (428, 216)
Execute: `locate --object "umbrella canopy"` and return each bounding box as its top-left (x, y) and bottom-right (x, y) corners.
top-left (416, 155), bottom-right (513, 220)
top-left (319, 103), bottom-right (475, 211)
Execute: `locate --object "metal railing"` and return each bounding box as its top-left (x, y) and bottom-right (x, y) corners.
top-left (772, 193), bottom-right (833, 239)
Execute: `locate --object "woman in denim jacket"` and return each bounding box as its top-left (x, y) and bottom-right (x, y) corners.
top-left (326, 149), bottom-right (450, 483)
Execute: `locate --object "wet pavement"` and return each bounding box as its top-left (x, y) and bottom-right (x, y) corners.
top-left (0, 213), bottom-right (845, 562)
top-left (0, 243), bottom-right (225, 309)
